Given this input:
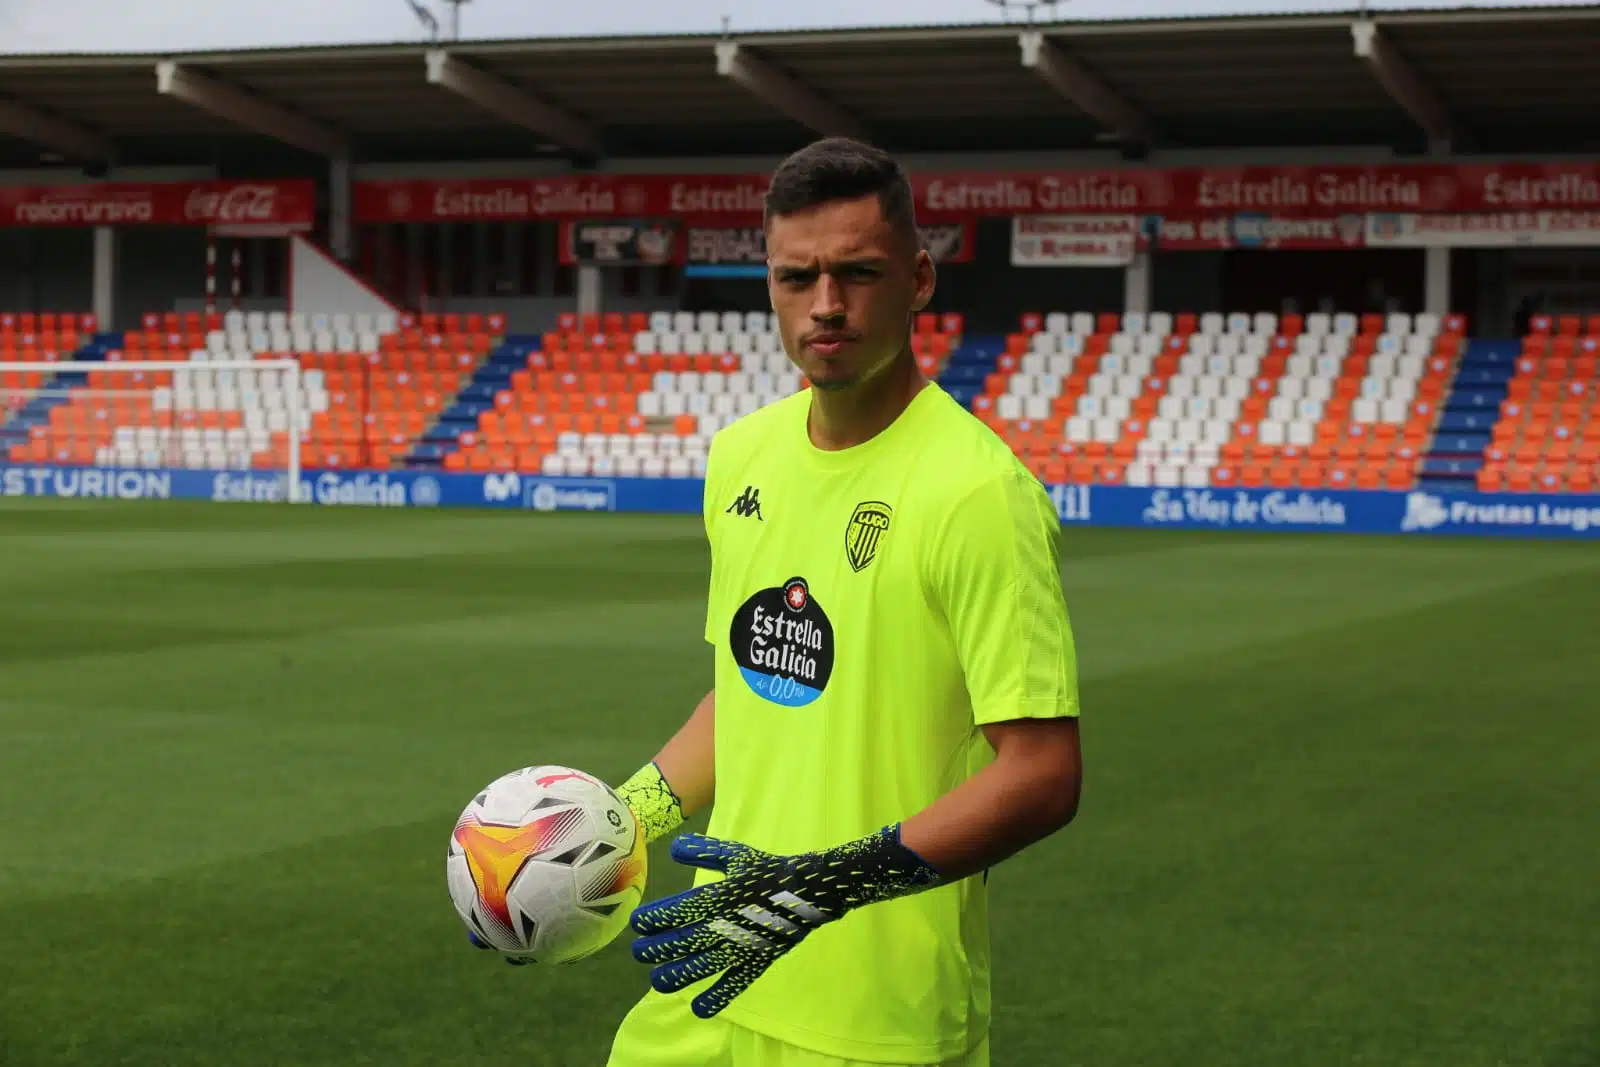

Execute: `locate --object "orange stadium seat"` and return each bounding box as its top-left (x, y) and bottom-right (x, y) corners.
top-left (1476, 316), bottom-right (1600, 494)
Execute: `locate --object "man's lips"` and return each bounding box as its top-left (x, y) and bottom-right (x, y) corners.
top-left (805, 335), bottom-right (857, 356)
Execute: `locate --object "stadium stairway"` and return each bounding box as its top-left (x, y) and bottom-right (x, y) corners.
top-left (404, 335), bottom-right (537, 468)
top-left (1418, 338), bottom-right (1521, 492)
top-left (0, 335), bottom-right (113, 459)
top-left (936, 336), bottom-right (1007, 409)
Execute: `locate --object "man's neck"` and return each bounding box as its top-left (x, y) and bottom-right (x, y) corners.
top-left (807, 349), bottom-right (927, 452)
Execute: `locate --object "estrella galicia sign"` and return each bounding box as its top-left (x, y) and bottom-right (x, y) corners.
top-left (729, 576), bottom-right (834, 707)
top-left (845, 501), bottom-right (892, 573)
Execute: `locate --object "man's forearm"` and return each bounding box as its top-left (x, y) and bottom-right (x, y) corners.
top-left (616, 689), bottom-right (715, 844)
top-left (653, 688), bottom-right (715, 817)
top-left (898, 718), bottom-right (1081, 882)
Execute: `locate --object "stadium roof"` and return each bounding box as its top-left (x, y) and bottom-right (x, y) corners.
top-left (2, 4), bottom-right (1600, 172)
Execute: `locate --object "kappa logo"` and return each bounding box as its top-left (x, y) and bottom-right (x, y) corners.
top-left (727, 485), bottom-right (764, 520)
top-left (845, 501), bottom-right (892, 572)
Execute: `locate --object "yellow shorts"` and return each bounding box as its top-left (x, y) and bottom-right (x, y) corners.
top-left (605, 991), bottom-right (989, 1067)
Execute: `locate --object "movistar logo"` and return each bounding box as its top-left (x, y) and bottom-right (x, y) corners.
top-left (726, 485), bottom-right (764, 520)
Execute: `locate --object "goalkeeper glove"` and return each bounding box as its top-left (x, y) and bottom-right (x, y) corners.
top-left (629, 825), bottom-right (944, 1019)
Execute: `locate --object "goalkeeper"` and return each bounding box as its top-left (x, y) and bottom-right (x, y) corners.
top-left (608, 138), bottom-right (1083, 1067)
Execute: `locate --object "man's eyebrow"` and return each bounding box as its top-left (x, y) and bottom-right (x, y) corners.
top-left (770, 256), bottom-right (889, 272)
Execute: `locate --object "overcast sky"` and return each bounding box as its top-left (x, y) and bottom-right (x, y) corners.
top-left (0, 0), bottom-right (1576, 53)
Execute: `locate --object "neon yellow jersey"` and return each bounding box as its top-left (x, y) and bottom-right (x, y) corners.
top-left (694, 382), bottom-right (1080, 1064)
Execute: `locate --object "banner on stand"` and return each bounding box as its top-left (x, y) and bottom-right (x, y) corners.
top-left (2, 465), bottom-right (1598, 541)
top-left (1147, 212), bottom-right (1369, 250)
top-left (1011, 215), bottom-right (1138, 267)
top-left (561, 218), bottom-right (681, 265)
top-left (1366, 210), bottom-right (1600, 247)
top-left (0, 180), bottom-right (316, 230)
top-left (352, 162), bottom-right (1600, 224)
top-left (683, 222), bottom-right (975, 266)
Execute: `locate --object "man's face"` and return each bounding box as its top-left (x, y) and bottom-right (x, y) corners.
top-left (765, 194), bottom-right (935, 393)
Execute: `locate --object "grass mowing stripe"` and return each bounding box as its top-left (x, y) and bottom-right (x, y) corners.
top-left (0, 504), bottom-right (1592, 1067)
top-left (990, 570), bottom-right (1598, 1067)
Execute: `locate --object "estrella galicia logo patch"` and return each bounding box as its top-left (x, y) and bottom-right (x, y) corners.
top-left (845, 501), bottom-right (892, 572)
top-left (729, 577), bottom-right (834, 707)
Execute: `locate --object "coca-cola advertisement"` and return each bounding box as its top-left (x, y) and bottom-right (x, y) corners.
top-left (182, 182), bottom-right (312, 234)
top-left (0, 179), bottom-right (315, 230)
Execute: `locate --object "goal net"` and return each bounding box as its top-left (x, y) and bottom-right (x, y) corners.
top-left (0, 358), bottom-right (306, 491)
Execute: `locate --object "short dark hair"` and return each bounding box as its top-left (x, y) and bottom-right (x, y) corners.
top-left (763, 137), bottom-right (918, 245)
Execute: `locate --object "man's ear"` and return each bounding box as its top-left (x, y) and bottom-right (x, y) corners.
top-left (911, 249), bottom-right (936, 313)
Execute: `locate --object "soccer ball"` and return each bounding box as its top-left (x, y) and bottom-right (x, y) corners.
top-left (447, 765), bottom-right (648, 965)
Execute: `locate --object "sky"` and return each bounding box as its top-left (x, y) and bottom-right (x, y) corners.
top-left (0, 0), bottom-right (1580, 54)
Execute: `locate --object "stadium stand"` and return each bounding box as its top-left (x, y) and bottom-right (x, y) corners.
top-left (1475, 315), bottom-right (1600, 494)
top-left (32, 302), bottom-right (1595, 498)
top-left (431, 311), bottom-right (963, 477)
top-left (5, 300), bottom-right (1597, 499)
top-left (0, 312), bottom-right (101, 461)
top-left (0, 310), bottom-right (503, 471)
top-left (952, 310), bottom-right (1465, 491)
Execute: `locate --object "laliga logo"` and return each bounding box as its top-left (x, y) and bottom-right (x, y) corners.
top-left (184, 184), bottom-right (280, 223)
top-left (410, 475), bottom-right (441, 507)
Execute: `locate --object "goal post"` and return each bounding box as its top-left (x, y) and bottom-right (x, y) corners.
top-left (0, 358), bottom-right (306, 499)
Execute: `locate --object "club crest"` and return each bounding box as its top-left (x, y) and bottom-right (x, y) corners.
top-left (845, 501), bottom-right (892, 573)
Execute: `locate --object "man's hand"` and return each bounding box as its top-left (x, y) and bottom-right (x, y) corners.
top-left (629, 827), bottom-right (943, 1019)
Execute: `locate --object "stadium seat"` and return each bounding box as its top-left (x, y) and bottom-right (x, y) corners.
top-left (0, 312), bottom-right (100, 454)
top-left (1475, 316), bottom-right (1600, 493)
top-left (5, 309), bottom-right (505, 471)
top-left (986, 311), bottom-right (1465, 490)
top-left (440, 310), bottom-right (967, 476)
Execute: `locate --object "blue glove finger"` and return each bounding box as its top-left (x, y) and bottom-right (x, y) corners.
top-left (650, 945), bottom-right (734, 995)
top-left (691, 962), bottom-right (766, 1019)
top-left (630, 882), bottom-right (722, 935)
top-left (467, 930), bottom-right (491, 950)
top-left (668, 833), bottom-right (748, 873)
top-left (632, 920), bottom-right (719, 964)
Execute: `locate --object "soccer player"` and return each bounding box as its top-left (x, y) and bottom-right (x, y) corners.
top-left (607, 137), bottom-right (1083, 1067)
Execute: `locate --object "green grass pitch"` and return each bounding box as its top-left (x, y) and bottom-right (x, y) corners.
top-left (0, 499), bottom-right (1594, 1067)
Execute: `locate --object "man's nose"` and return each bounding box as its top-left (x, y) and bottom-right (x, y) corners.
top-left (810, 275), bottom-right (845, 321)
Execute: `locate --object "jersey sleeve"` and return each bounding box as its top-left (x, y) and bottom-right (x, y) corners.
top-left (928, 466), bottom-right (1080, 725)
